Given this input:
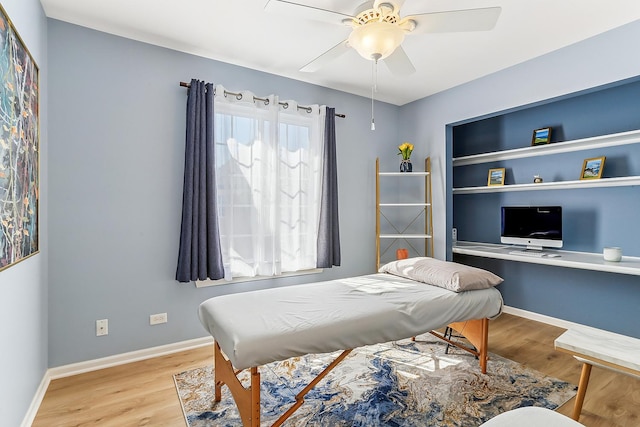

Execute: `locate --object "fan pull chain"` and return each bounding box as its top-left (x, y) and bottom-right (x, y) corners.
top-left (371, 58), bottom-right (378, 131)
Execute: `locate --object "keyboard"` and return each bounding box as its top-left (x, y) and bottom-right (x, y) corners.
top-left (508, 250), bottom-right (546, 257)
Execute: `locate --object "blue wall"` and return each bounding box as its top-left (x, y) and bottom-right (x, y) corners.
top-left (451, 79), bottom-right (640, 156)
top-left (399, 20), bottom-right (640, 337)
top-left (450, 74), bottom-right (640, 339)
top-left (47, 19), bottom-right (401, 367)
top-left (399, 20), bottom-right (640, 261)
top-left (455, 254), bottom-right (640, 337)
top-left (0, 1), bottom-right (48, 425)
top-left (47, 18), bottom-right (640, 369)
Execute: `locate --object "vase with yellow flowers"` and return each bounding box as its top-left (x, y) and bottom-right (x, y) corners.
top-left (398, 142), bottom-right (414, 172)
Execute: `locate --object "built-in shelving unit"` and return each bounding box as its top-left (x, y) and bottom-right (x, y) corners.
top-left (452, 124), bottom-right (640, 272)
top-left (453, 241), bottom-right (640, 276)
top-left (450, 79), bottom-right (640, 337)
top-left (376, 157), bottom-right (433, 269)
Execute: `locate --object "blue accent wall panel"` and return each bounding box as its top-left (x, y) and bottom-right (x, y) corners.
top-left (454, 255), bottom-right (640, 338)
top-left (455, 187), bottom-right (640, 253)
top-left (453, 78), bottom-right (640, 155)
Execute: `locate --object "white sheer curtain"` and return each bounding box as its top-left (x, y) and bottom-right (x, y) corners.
top-left (214, 85), bottom-right (325, 279)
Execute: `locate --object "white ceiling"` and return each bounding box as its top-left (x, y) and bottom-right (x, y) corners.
top-left (40, 0), bottom-right (640, 105)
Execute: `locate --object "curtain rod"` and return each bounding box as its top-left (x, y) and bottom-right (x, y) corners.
top-left (179, 82), bottom-right (345, 118)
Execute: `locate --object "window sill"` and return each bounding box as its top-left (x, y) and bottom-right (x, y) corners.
top-left (194, 268), bottom-right (324, 288)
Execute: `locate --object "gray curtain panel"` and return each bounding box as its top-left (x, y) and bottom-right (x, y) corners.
top-left (317, 107), bottom-right (341, 267)
top-left (176, 79), bottom-right (224, 282)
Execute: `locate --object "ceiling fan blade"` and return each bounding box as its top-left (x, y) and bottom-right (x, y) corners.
top-left (264, 0), bottom-right (354, 25)
top-left (300, 40), bottom-right (350, 73)
top-left (373, 0), bottom-right (406, 13)
top-left (409, 7), bottom-right (501, 34)
top-left (383, 46), bottom-right (416, 75)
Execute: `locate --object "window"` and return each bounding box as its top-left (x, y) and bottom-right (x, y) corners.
top-left (213, 90), bottom-right (325, 280)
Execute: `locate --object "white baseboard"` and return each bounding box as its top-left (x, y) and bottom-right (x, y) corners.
top-left (47, 336), bottom-right (213, 380)
top-left (21, 336), bottom-right (214, 427)
top-left (21, 373), bottom-right (51, 427)
top-left (502, 305), bottom-right (601, 333)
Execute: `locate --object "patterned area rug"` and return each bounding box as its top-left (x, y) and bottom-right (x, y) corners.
top-left (174, 334), bottom-right (576, 426)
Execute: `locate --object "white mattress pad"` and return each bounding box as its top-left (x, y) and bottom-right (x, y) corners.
top-left (198, 273), bottom-right (503, 370)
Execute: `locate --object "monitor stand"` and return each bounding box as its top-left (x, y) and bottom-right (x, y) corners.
top-left (508, 247), bottom-right (546, 257)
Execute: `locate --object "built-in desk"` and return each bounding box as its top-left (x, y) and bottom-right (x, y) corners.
top-left (555, 328), bottom-right (640, 421)
top-left (452, 241), bottom-right (640, 276)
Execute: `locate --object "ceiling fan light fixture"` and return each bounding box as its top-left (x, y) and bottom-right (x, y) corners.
top-left (348, 21), bottom-right (405, 61)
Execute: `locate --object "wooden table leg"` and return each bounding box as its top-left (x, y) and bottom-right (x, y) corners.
top-left (572, 362), bottom-right (592, 421)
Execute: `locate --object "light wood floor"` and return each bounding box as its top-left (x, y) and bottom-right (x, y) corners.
top-left (32, 313), bottom-right (640, 427)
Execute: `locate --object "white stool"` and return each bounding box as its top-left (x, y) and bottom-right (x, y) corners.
top-left (479, 407), bottom-right (585, 426)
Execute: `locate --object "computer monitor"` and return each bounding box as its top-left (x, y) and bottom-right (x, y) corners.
top-left (500, 206), bottom-right (562, 250)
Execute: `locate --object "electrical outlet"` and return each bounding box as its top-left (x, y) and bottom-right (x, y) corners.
top-left (150, 312), bottom-right (168, 325)
top-left (452, 228), bottom-right (458, 242)
top-left (96, 319), bottom-right (108, 336)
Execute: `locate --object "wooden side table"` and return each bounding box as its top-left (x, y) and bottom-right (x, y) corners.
top-left (554, 328), bottom-right (640, 421)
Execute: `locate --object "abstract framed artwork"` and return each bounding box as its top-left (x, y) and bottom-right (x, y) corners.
top-left (0, 4), bottom-right (39, 272)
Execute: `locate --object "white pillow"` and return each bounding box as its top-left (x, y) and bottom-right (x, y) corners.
top-left (379, 257), bottom-right (503, 292)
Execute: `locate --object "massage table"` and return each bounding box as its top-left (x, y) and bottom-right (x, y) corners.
top-left (198, 271), bottom-right (503, 427)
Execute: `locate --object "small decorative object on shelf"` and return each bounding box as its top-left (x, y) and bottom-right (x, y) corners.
top-left (487, 168), bottom-right (506, 186)
top-left (396, 248), bottom-right (409, 260)
top-left (533, 175), bottom-right (543, 183)
top-left (603, 246), bottom-right (622, 262)
top-left (532, 127), bottom-right (552, 145)
top-left (400, 160), bottom-right (412, 172)
top-left (398, 142), bottom-right (414, 172)
top-left (580, 156), bottom-right (605, 179)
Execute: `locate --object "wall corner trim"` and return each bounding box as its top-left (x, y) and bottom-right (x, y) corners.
top-left (20, 372), bottom-right (50, 427)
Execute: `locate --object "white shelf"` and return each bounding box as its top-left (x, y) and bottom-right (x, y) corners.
top-left (452, 129), bottom-right (640, 167)
top-left (380, 234), bottom-right (432, 239)
top-left (379, 203), bottom-right (431, 207)
top-left (453, 176), bottom-right (640, 194)
top-left (379, 171), bottom-right (430, 176)
top-left (452, 241), bottom-right (640, 276)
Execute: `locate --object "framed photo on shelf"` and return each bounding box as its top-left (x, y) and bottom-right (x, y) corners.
top-left (580, 156), bottom-right (605, 180)
top-left (532, 127), bottom-right (552, 145)
top-left (487, 168), bottom-right (506, 186)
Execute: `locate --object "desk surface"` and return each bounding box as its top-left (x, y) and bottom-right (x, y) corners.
top-left (453, 241), bottom-right (640, 276)
top-left (555, 328), bottom-right (640, 375)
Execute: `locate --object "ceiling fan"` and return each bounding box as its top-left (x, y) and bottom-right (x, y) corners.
top-left (265, 0), bottom-right (501, 75)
